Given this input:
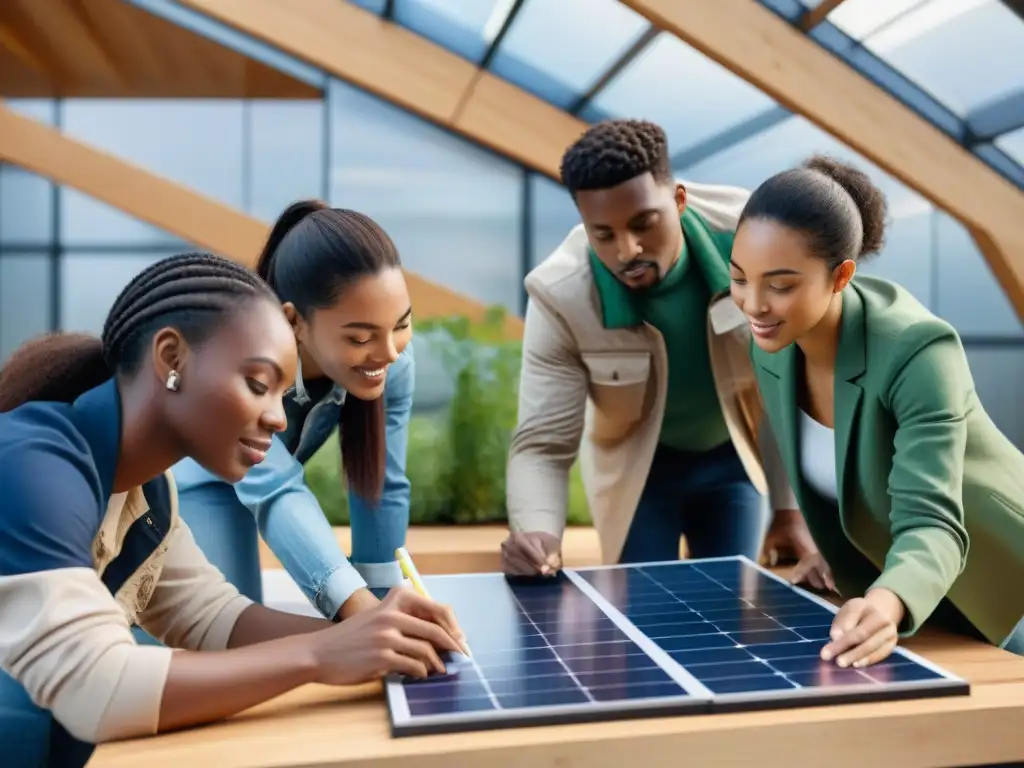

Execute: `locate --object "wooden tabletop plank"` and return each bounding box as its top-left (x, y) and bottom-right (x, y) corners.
top-left (90, 530), bottom-right (1024, 767)
top-left (90, 675), bottom-right (1024, 768)
top-left (91, 600), bottom-right (1024, 767)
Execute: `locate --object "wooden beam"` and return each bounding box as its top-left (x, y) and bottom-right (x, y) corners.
top-left (0, 0), bottom-right (320, 98)
top-left (619, 0), bottom-right (1024, 320)
top-left (176, 0), bottom-right (587, 179)
top-left (797, 0), bottom-right (846, 31)
top-left (10, 0), bottom-right (125, 91)
top-left (0, 21), bottom-right (55, 78)
top-left (0, 102), bottom-right (522, 337)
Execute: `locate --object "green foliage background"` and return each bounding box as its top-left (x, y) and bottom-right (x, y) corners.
top-left (304, 307), bottom-right (592, 527)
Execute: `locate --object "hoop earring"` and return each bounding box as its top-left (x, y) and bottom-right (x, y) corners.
top-left (165, 370), bottom-right (181, 392)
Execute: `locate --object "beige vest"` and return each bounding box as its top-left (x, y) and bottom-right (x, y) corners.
top-left (506, 180), bottom-right (795, 564)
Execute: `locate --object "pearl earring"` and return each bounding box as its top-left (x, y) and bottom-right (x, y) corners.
top-left (166, 370), bottom-right (181, 392)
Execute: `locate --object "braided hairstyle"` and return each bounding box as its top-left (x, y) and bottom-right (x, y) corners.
top-left (560, 118), bottom-right (673, 196)
top-left (0, 252), bottom-right (279, 413)
top-left (255, 200), bottom-right (402, 502)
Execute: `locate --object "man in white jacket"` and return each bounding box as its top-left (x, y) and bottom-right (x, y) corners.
top-left (501, 118), bottom-right (816, 574)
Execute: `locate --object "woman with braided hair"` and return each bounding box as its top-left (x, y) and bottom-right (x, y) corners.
top-left (172, 201), bottom-right (420, 621)
top-left (0, 253), bottom-right (465, 768)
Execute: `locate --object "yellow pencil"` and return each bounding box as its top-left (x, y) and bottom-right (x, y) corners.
top-left (395, 547), bottom-right (473, 658)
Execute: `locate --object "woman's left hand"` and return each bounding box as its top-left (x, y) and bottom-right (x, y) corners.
top-left (821, 588), bottom-right (905, 668)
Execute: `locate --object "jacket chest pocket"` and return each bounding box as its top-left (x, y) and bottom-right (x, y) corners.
top-left (582, 351), bottom-right (652, 426)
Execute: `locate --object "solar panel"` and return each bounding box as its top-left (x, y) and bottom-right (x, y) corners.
top-left (385, 556), bottom-right (967, 737)
top-left (574, 557), bottom-right (966, 710)
top-left (386, 570), bottom-right (708, 736)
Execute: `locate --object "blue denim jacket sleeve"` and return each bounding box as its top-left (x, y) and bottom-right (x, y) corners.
top-left (346, 342), bottom-right (414, 590)
top-left (231, 439), bottom-right (367, 619)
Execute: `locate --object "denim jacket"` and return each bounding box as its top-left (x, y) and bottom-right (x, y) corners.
top-left (172, 341), bottom-right (414, 618)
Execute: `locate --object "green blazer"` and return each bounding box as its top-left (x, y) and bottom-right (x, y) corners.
top-left (752, 275), bottom-right (1024, 646)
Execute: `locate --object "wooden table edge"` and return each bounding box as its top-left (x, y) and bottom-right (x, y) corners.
top-left (92, 647), bottom-right (1024, 768)
top-left (92, 533), bottom-right (1023, 767)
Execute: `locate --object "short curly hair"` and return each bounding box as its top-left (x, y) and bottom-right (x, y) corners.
top-left (560, 119), bottom-right (672, 195)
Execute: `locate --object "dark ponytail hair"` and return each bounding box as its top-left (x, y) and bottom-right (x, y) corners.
top-left (738, 154), bottom-right (889, 269)
top-left (256, 200), bottom-right (403, 502)
top-left (0, 253), bottom-right (278, 413)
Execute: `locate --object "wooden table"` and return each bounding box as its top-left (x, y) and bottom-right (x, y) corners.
top-left (257, 526), bottom-right (611, 575)
top-left (92, 578), bottom-right (1024, 767)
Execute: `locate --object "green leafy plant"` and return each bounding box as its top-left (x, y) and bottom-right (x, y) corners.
top-left (303, 306), bottom-right (591, 528)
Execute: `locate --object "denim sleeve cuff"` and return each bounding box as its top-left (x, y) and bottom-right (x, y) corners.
top-left (353, 560), bottom-right (405, 590)
top-left (316, 564), bottom-right (368, 619)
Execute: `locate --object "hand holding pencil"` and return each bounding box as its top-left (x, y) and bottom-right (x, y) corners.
top-left (396, 547), bottom-right (473, 658)
top-left (304, 585), bottom-right (468, 684)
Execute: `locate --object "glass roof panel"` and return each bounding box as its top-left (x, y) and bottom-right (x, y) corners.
top-left (587, 32), bottom-right (778, 157)
top-left (857, 0), bottom-right (1024, 115)
top-left (678, 114), bottom-right (926, 220)
top-left (996, 127), bottom-right (1024, 164)
top-left (488, 0), bottom-right (650, 110)
top-left (392, 0), bottom-right (511, 62)
top-left (827, 0), bottom-right (930, 39)
top-left (679, 114), bottom-right (940, 307)
top-left (5, 100), bottom-right (56, 124)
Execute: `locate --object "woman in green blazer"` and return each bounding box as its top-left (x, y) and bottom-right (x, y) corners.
top-left (727, 154), bottom-right (1024, 669)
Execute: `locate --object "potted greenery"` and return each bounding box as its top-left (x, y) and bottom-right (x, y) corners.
top-left (304, 306), bottom-right (590, 528)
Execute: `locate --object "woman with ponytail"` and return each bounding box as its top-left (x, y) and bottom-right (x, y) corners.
top-left (727, 155), bottom-right (1024, 669)
top-left (172, 201), bottom-right (417, 622)
top-left (0, 252), bottom-right (463, 768)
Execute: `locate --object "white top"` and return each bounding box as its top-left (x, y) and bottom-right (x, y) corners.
top-left (800, 410), bottom-right (838, 502)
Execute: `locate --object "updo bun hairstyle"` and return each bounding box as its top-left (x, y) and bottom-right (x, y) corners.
top-left (738, 153), bottom-right (889, 268)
